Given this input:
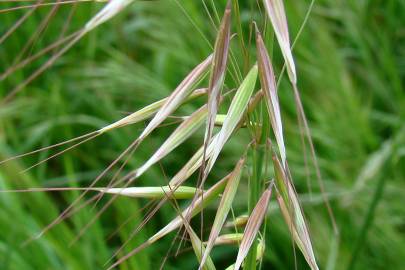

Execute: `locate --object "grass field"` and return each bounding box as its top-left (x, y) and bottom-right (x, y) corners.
top-left (0, 1), bottom-right (404, 269)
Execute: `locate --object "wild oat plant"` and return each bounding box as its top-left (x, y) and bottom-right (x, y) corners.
top-left (3, 0), bottom-right (389, 269)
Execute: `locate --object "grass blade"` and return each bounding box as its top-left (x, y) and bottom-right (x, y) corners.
top-left (0, 88), bottom-right (206, 168)
top-left (2, 0), bottom-right (136, 102)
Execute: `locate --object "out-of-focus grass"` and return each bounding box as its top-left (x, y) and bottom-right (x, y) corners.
top-left (0, 1), bottom-right (404, 269)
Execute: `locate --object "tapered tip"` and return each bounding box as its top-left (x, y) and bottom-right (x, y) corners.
top-left (226, 0), bottom-right (232, 10)
top-left (253, 21), bottom-right (262, 42)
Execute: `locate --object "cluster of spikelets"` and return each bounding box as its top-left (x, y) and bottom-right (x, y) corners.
top-left (0, 0), bottom-right (338, 269)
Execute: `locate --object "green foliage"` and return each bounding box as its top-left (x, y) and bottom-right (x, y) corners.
top-left (0, 0), bottom-right (404, 269)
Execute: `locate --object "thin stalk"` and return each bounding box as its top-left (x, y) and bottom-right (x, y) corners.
top-left (232, 0), bottom-right (248, 74)
top-left (245, 145), bottom-right (260, 269)
top-left (347, 173), bottom-right (387, 270)
top-left (245, 106), bottom-right (268, 270)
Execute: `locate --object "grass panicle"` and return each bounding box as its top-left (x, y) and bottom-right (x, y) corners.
top-left (263, 0), bottom-right (338, 234)
top-left (0, 1), bottom-right (376, 269)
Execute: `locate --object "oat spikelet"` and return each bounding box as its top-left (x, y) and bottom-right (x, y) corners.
top-left (273, 154), bottom-right (319, 270)
top-left (262, 0), bottom-right (296, 84)
top-left (256, 26), bottom-right (286, 164)
top-left (234, 183), bottom-right (274, 270)
top-left (202, 0), bottom-right (232, 178)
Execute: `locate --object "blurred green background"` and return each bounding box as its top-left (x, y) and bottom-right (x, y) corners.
top-left (0, 0), bottom-right (404, 269)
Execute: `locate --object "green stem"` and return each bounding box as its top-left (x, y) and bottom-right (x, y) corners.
top-left (245, 111), bottom-right (268, 269)
top-left (232, 0), bottom-right (248, 74)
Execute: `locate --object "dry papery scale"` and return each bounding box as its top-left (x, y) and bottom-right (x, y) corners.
top-left (0, 0), bottom-right (338, 269)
